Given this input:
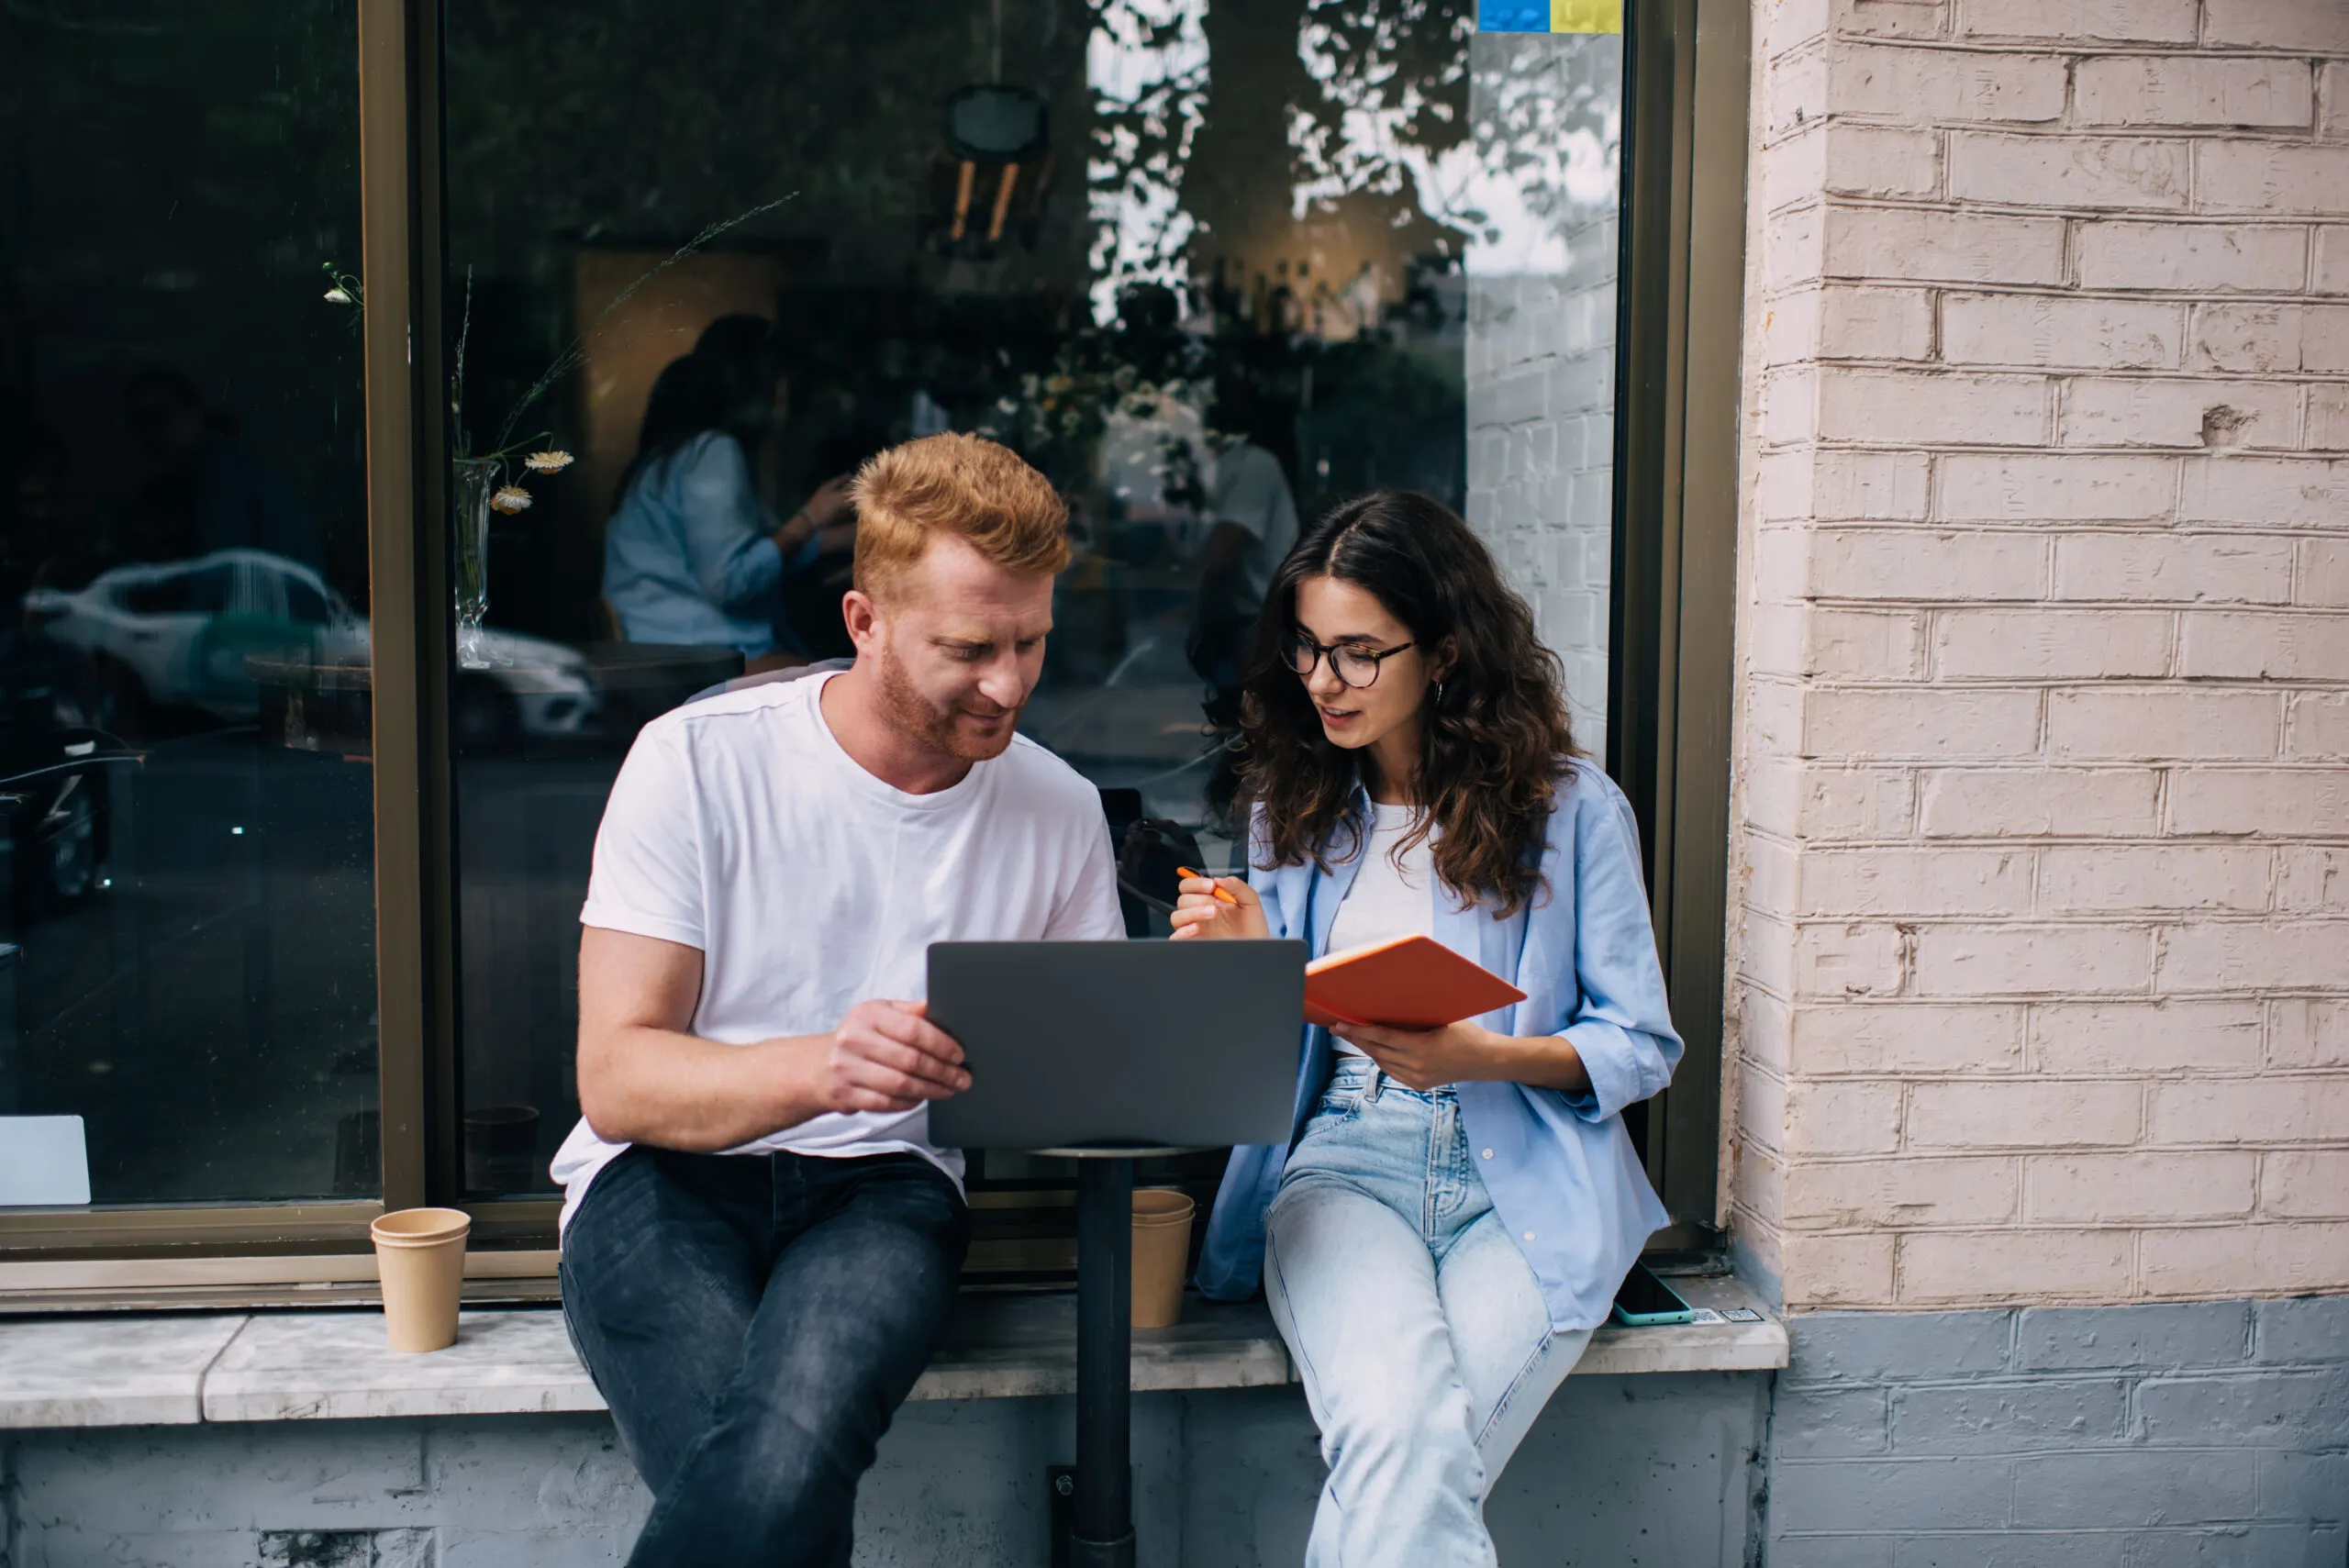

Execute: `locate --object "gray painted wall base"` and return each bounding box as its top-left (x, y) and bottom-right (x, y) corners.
top-left (1, 1373), bottom-right (1767, 1567)
top-left (8, 1297), bottom-right (2343, 1565)
top-left (1767, 1297), bottom-right (2349, 1567)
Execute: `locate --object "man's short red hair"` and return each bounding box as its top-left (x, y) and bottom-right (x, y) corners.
top-left (850, 433), bottom-right (1069, 601)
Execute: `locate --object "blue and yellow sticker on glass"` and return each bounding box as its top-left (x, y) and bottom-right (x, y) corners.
top-left (1477, 0), bottom-right (1623, 31)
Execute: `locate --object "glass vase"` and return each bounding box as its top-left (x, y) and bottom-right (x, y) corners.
top-left (451, 458), bottom-right (499, 670)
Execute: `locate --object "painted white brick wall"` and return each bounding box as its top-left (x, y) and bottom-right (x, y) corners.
top-left (1729, 0), bottom-right (2349, 1311)
top-left (1465, 30), bottom-right (1623, 757)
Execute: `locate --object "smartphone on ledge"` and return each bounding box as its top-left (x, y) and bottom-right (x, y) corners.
top-left (1610, 1262), bottom-right (1697, 1327)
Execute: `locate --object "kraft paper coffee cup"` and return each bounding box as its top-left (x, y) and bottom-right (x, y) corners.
top-left (370, 1207), bottom-right (471, 1352)
top-left (1130, 1188), bottom-right (1196, 1330)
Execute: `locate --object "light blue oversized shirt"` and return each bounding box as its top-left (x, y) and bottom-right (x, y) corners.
top-left (601, 431), bottom-right (819, 658)
top-left (1195, 762), bottom-right (1683, 1332)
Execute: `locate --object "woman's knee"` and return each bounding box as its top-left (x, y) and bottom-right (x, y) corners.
top-left (1319, 1362), bottom-right (1476, 1470)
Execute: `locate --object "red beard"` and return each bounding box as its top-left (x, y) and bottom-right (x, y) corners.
top-left (874, 646), bottom-right (1022, 762)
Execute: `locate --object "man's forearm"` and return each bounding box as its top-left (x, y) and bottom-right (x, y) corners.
top-left (579, 1027), bottom-right (831, 1152)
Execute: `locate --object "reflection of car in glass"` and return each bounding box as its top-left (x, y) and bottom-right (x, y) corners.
top-left (23, 550), bottom-right (599, 749)
top-left (0, 628), bottom-right (127, 929)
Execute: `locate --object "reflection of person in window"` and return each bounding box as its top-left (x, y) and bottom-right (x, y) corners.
top-left (124, 370), bottom-right (323, 570)
top-left (557, 435), bottom-right (1121, 1563)
top-left (1188, 378), bottom-right (1299, 820)
top-left (1195, 384), bottom-right (1299, 617)
top-left (601, 316), bottom-right (854, 673)
top-left (1170, 492), bottom-right (1681, 1567)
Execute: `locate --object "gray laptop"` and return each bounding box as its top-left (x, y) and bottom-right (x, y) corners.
top-left (926, 940), bottom-right (1308, 1151)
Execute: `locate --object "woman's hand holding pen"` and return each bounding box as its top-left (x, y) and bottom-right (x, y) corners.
top-left (1170, 869), bottom-right (1270, 941)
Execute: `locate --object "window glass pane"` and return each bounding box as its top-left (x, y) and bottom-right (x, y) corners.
top-left (0, 6), bottom-right (374, 1205)
top-left (441, 0), bottom-right (1620, 1199)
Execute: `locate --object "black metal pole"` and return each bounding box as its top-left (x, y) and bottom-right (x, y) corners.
top-left (1071, 1156), bottom-right (1135, 1568)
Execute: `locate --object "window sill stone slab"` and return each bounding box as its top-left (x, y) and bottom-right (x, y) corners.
top-left (203, 1307), bottom-right (605, 1422)
top-left (1576, 1273), bottom-right (1789, 1376)
top-left (0, 1273), bottom-right (1786, 1429)
top-left (0, 1315), bottom-right (248, 1428)
top-left (196, 1296), bottom-right (1298, 1422)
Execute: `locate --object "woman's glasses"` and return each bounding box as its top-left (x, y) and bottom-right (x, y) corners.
top-left (1285, 632), bottom-right (1416, 690)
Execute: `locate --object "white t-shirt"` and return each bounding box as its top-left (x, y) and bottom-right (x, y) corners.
top-left (1209, 441), bottom-right (1300, 606)
top-left (1324, 802), bottom-right (1435, 1059)
top-left (550, 671), bottom-right (1125, 1232)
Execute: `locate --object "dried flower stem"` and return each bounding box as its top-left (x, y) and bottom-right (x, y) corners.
top-left (452, 267), bottom-right (473, 460)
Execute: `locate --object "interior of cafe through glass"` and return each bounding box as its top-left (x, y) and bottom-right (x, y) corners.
top-left (0, 0), bottom-right (1622, 1213)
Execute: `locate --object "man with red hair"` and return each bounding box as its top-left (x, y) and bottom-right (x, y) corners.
top-left (554, 433), bottom-right (1119, 1565)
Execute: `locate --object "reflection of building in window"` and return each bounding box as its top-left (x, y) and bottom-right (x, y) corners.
top-left (1460, 31), bottom-right (1622, 755)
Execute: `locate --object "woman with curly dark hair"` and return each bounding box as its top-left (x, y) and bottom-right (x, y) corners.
top-left (1173, 490), bottom-right (1681, 1567)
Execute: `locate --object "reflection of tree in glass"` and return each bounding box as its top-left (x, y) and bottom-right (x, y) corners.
top-left (1284, 11), bottom-right (1619, 277)
top-left (984, 334), bottom-right (1201, 456)
top-left (1464, 33), bottom-right (1621, 264)
top-left (1287, 0), bottom-right (1474, 235)
top-left (1085, 0), bottom-right (1212, 324)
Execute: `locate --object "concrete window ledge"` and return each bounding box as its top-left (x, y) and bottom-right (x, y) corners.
top-left (0, 1274), bottom-right (1783, 1429)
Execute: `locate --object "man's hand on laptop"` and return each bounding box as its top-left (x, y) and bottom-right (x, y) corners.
top-left (822, 999), bottom-right (973, 1114)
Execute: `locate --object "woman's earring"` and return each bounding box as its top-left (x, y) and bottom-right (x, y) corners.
top-left (1433, 679), bottom-right (1445, 707)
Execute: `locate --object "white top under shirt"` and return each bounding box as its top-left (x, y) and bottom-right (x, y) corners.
top-left (550, 671), bottom-right (1125, 1232)
top-left (1323, 802), bottom-right (1434, 1059)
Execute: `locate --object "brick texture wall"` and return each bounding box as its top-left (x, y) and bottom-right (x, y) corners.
top-left (1465, 29), bottom-right (1624, 757)
top-left (1730, 0), bottom-right (2349, 1313)
top-left (1768, 1297), bottom-right (2348, 1562)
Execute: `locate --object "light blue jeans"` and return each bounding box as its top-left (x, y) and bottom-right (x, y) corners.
top-left (1264, 1058), bottom-right (1593, 1568)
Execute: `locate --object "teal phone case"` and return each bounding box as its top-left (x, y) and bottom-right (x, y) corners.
top-left (1609, 1267), bottom-right (1697, 1327)
top-left (1609, 1299), bottom-right (1698, 1328)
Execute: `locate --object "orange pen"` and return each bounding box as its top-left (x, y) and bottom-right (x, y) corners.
top-left (1176, 866), bottom-right (1240, 906)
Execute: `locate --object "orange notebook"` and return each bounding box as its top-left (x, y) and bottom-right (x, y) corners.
top-left (1302, 934), bottom-right (1528, 1031)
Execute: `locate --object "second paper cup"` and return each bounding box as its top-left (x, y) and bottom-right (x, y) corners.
top-left (1130, 1188), bottom-right (1197, 1329)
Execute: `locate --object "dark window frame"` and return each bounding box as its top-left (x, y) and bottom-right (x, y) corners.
top-left (1612, 0), bottom-right (1749, 1248)
top-left (0, 0), bottom-right (1748, 1303)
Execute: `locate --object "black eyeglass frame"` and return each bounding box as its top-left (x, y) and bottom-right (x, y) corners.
top-left (1284, 631), bottom-right (1418, 690)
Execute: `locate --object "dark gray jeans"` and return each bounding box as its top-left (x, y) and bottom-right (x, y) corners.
top-left (560, 1145), bottom-right (971, 1567)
